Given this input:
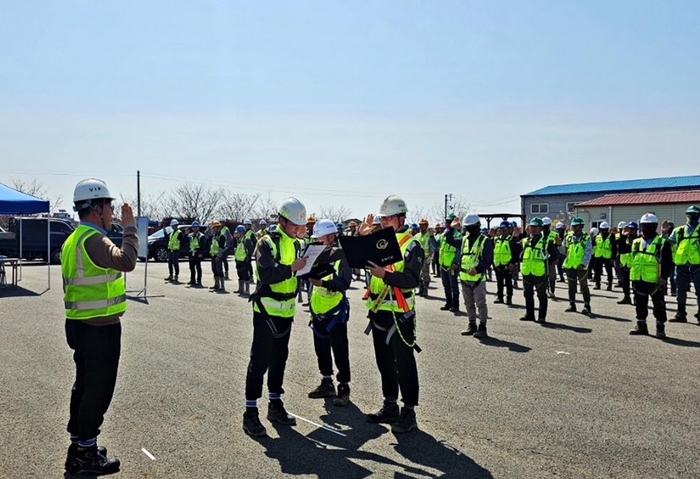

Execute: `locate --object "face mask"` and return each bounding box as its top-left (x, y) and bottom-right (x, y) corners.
top-left (688, 214), bottom-right (699, 225)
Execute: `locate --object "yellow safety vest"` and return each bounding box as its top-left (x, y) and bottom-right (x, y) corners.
top-left (521, 236), bottom-right (547, 277)
top-left (630, 236), bottom-right (664, 283)
top-left (672, 225), bottom-right (700, 266)
top-left (309, 260), bottom-right (343, 315)
top-left (210, 232), bottom-right (221, 256)
top-left (366, 231), bottom-right (417, 313)
top-left (235, 238), bottom-right (247, 262)
top-left (459, 234), bottom-right (487, 282)
top-left (563, 232), bottom-right (589, 269)
top-left (168, 228), bottom-right (181, 251)
top-left (415, 231), bottom-right (431, 258)
top-left (594, 235), bottom-right (613, 259)
top-left (61, 224), bottom-right (126, 320)
top-left (254, 230), bottom-right (300, 318)
top-left (493, 235), bottom-right (512, 267)
top-left (189, 232), bottom-right (202, 253)
top-left (439, 231), bottom-right (461, 268)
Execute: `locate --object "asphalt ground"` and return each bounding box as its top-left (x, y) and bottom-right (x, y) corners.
top-left (1, 262), bottom-right (699, 479)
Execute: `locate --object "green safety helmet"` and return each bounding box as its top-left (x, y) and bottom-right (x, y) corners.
top-left (686, 205), bottom-right (700, 215)
top-left (446, 213), bottom-right (456, 221)
top-left (571, 217), bottom-right (585, 226)
top-left (529, 217), bottom-right (544, 227)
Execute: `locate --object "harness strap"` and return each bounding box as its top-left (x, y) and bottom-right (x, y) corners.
top-left (254, 297), bottom-right (292, 339)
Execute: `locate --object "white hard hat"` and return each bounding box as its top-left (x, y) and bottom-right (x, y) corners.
top-left (542, 217), bottom-right (552, 225)
top-left (378, 195), bottom-right (408, 217)
top-left (259, 219), bottom-right (267, 225)
top-left (600, 221), bottom-right (610, 229)
top-left (590, 227), bottom-right (599, 235)
top-left (170, 219), bottom-right (179, 226)
top-left (311, 219), bottom-right (337, 238)
top-left (373, 215), bottom-right (381, 225)
top-left (464, 214), bottom-right (481, 226)
top-left (243, 219), bottom-right (252, 225)
top-left (640, 213), bottom-right (658, 224)
top-left (278, 197), bottom-right (307, 226)
top-left (73, 178), bottom-right (115, 204)
top-left (618, 221), bottom-right (627, 229)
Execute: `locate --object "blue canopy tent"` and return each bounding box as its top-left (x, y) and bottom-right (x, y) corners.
top-left (0, 182), bottom-right (51, 289)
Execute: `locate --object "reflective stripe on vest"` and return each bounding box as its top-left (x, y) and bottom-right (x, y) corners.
top-left (61, 224), bottom-right (127, 320)
top-left (254, 231), bottom-right (299, 318)
top-left (563, 232), bottom-right (589, 269)
top-left (168, 229), bottom-right (181, 250)
top-left (630, 236), bottom-right (664, 283)
top-left (439, 231), bottom-right (460, 268)
top-left (521, 236), bottom-right (546, 277)
top-left (594, 235), bottom-right (613, 259)
top-left (672, 225), bottom-right (700, 266)
top-left (493, 235), bottom-right (512, 267)
top-left (310, 260), bottom-right (343, 315)
top-left (459, 234), bottom-right (486, 281)
top-left (366, 232), bottom-right (417, 313)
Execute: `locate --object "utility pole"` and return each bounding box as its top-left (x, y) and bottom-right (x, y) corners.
top-left (137, 170), bottom-right (141, 217)
top-left (444, 193), bottom-right (453, 220)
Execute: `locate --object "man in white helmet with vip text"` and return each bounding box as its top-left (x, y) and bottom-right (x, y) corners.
top-left (359, 195), bottom-right (423, 433)
top-left (243, 198), bottom-right (309, 437)
top-left (61, 179), bottom-right (138, 476)
top-left (629, 213), bottom-right (673, 338)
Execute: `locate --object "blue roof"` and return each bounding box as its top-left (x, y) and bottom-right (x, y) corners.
top-left (524, 175), bottom-right (700, 197)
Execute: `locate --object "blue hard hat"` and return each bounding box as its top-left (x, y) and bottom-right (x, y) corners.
top-left (480, 227), bottom-right (488, 233)
top-left (191, 221), bottom-right (200, 227)
top-left (336, 223), bottom-right (343, 228)
top-left (411, 223), bottom-right (419, 229)
top-left (499, 220), bottom-right (510, 228)
top-left (626, 221), bottom-right (638, 229)
top-left (235, 225), bottom-right (245, 233)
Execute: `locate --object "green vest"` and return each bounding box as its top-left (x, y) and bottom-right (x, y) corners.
top-left (210, 232), bottom-right (221, 256)
top-left (630, 236), bottom-right (664, 283)
top-left (415, 231), bottom-right (431, 258)
top-left (310, 260), bottom-right (343, 315)
top-left (521, 236), bottom-right (546, 277)
top-left (439, 230), bottom-right (461, 268)
top-left (672, 225), bottom-right (700, 266)
top-left (366, 231), bottom-right (417, 313)
top-left (168, 228), bottom-right (181, 251)
top-left (459, 234), bottom-right (487, 282)
top-left (189, 232), bottom-right (202, 253)
top-left (244, 229), bottom-right (256, 244)
top-left (61, 224), bottom-right (126, 320)
top-left (235, 238), bottom-right (247, 262)
top-left (254, 230), bottom-right (299, 318)
top-left (563, 232), bottom-right (589, 269)
top-left (493, 235), bottom-right (512, 267)
top-left (594, 235), bottom-right (613, 259)
top-left (619, 235), bottom-right (634, 267)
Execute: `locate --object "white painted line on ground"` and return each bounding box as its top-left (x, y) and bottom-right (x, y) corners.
top-left (556, 351), bottom-right (571, 355)
top-left (141, 448), bottom-right (156, 460)
top-left (287, 412), bottom-right (347, 437)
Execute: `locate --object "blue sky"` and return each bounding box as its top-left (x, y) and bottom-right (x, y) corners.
top-left (1, 0), bottom-right (699, 222)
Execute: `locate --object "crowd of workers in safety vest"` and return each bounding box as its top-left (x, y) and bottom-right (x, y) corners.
top-left (59, 176), bottom-right (700, 474)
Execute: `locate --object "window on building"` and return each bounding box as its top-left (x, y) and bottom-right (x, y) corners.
top-left (530, 203), bottom-right (549, 214)
top-left (565, 202), bottom-right (577, 213)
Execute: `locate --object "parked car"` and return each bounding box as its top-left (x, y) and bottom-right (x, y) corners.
top-left (143, 224), bottom-right (210, 262)
top-left (0, 217), bottom-right (75, 263)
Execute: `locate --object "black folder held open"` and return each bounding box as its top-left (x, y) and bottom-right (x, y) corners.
top-left (338, 227), bottom-right (403, 269)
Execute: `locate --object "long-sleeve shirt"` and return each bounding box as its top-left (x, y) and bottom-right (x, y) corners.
top-left (254, 230), bottom-right (300, 285)
top-left (381, 226), bottom-right (423, 290)
top-left (636, 235), bottom-right (674, 281)
top-left (233, 237), bottom-right (255, 262)
top-left (565, 233), bottom-right (593, 267)
top-left (667, 223), bottom-right (698, 245)
top-left (188, 231), bottom-right (207, 256)
top-left (79, 221), bottom-right (139, 326)
top-left (321, 248), bottom-right (352, 293)
top-left (445, 230), bottom-right (494, 275)
top-left (428, 235), bottom-right (439, 254)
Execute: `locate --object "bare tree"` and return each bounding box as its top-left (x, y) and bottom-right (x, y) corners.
top-left (252, 195), bottom-right (279, 222)
top-left (115, 192), bottom-right (168, 221)
top-left (217, 191), bottom-right (260, 222)
top-left (11, 177), bottom-right (64, 214)
top-left (318, 205), bottom-right (353, 223)
top-left (165, 184), bottom-right (222, 223)
top-left (427, 197), bottom-right (470, 223)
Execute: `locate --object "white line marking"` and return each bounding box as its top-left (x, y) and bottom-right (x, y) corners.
top-left (287, 412), bottom-right (347, 437)
top-left (556, 351), bottom-right (571, 355)
top-left (141, 448), bottom-right (156, 460)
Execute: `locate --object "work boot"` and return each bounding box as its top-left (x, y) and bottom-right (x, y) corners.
top-left (669, 314), bottom-right (687, 323)
top-left (581, 304), bottom-right (591, 316)
top-left (537, 316), bottom-right (547, 324)
top-left (655, 324), bottom-right (666, 340)
top-left (519, 315), bottom-right (535, 321)
top-left (493, 297), bottom-right (504, 304)
top-left (235, 280), bottom-right (243, 294)
top-left (461, 321), bottom-right (477, 336)
top-left (391, 407), bottom-right (417, 434)
top-left (565, 304), bottom-right (577, 313)
top-left (366, 402), bottom-right (400, 424)
top-left (65, 444), bottom-right (107, 471)
top-left (244, 281), bottom-right (251, 296)
top-left (209, 277), bottom-right (220, 291)
top-left (217, 280), bottom-right (227, 293)
top-left (225, 272), bottom-right (230, 280)
top-left (334, 384), bottom-right (350, 406)
top-left (593, 283), bottom-right (601, 290)
top-left (65, 445), bottom-right (120, 476)
top-left (440, 303), bottom-right (451, 311)
top-left (267, 401), bottom-right (296, 425)
top-left (196, 279), bottom-right (202, 287)
top-left (617, 297), bottom-right (632, 305)
top-left (473, 323), bottom-right (488, 339)
top-left (506, 297), bottom-right (513, 306)
top-left (164, 275), bottom-right (173, 282)
top-left (173, 275), bottom-right (179, 283)
top-left (242, 410), bottom-right (267, 437)
top-left (629, 322), bottom-right (649, 335)
top-left (606, 283), bottom-right (613, 291)
top-left (308, 381), bottom-right (336, 399)
top-left (187, 278), bottom-right (195, 286)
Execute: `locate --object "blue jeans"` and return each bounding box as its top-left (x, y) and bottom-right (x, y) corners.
top-left (675, 265), bottom-right (700, 316)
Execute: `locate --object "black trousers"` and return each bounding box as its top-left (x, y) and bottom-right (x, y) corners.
top-left (168, 251), bottom-right (180, 276)
top-left (236, 260), bottom-right (251, 281)
top-left (440, 267), bottom-right (459, 307)
top-left (188, 255), bottom-right (202, 282)
top-left (594, 257), bottom-right (613, 286)
top-left (566, 267), bottom-right (591, 306)
top-left (523, 274), bottom-right (548, 319)
top-left (369, 310), bottom-right (419, 406)
top-left (65, 320), bottom-right (121, 441)
top-left (245, 312), bottom-right (293, 401)
top-left (312, 312), bottom-right (350, 384)
top-left (633, 281), bottom-right (667, 323)
top-left (620, 266), bottom-right (631, 299)
top-left (494, 265), bottom-right (513, 301)
top-left (211, 257), bottom-right (223, 278)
